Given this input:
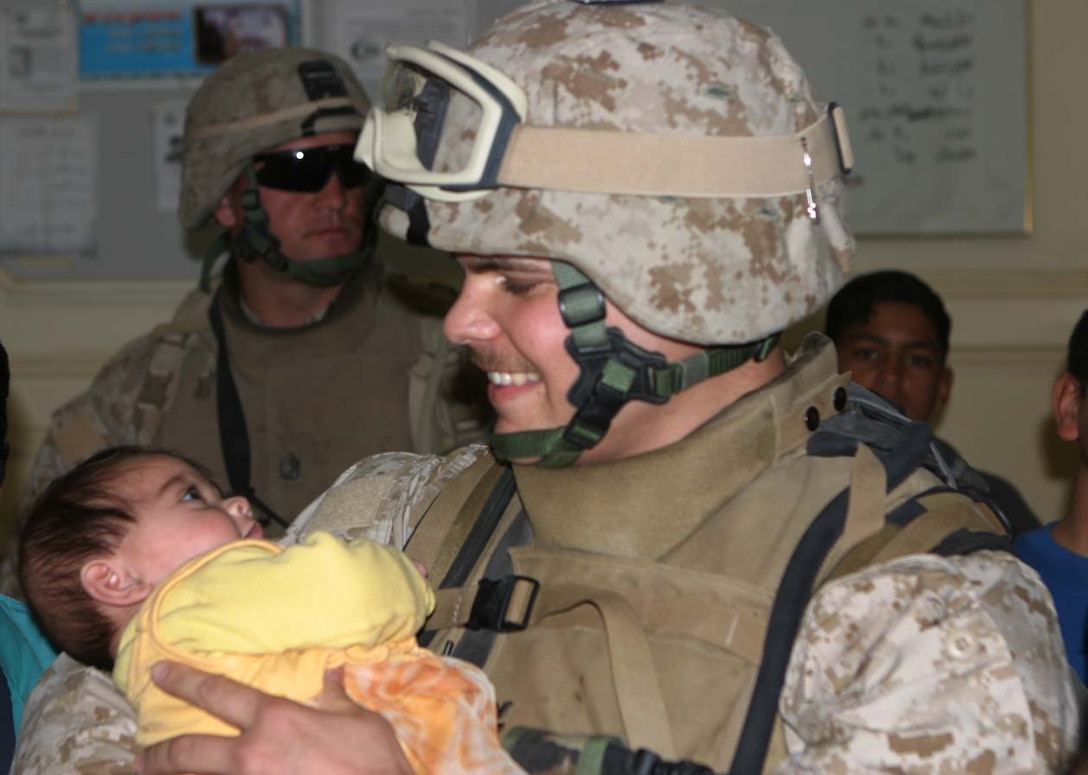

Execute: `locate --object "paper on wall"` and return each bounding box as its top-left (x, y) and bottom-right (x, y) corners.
top-left (0, 1), bottom-right (79, 113)
top-left (153, 100), bottom-right (187, 212)
top-left (0, 116), bottom-right (97, 253)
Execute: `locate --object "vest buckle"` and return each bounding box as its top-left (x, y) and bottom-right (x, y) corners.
top-left (466, 575), bottom-right (540, 632)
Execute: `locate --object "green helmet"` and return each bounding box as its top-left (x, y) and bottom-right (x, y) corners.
top-left (360, 0), bottom-right (855, 464)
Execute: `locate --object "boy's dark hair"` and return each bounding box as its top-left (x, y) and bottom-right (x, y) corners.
top-left (1, 340), bottom-right (9, 487)
top-left (19, 445), bottom-right (217, 669)
top-left (1066, 310), bottom-right (1088, 393)
top-left (824, 270), bottom-right (952, 362)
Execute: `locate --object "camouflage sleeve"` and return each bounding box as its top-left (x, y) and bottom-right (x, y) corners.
top-left (286, 445), bottom-right (491, 550)
top-left (0, 335), bottom-right (161, 599)
top-left (13, 654), bottom-right (137, 775)
top-left (24, 334), bottom-right (164, 502)
top-left (775, 550), bottom-right (1080, 774)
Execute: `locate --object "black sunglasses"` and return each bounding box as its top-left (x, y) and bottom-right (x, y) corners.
top-left (252, 143), bottom-right (373, 193)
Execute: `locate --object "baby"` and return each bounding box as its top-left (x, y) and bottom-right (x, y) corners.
top-left (19, 446), bottom-right (521, 775)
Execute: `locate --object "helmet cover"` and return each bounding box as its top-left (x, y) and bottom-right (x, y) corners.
top-left (181, 47), bottom-right (371, 230)
top-left (379, 0), bottom-right (854, 345)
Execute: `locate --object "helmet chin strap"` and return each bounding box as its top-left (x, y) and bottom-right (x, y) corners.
top-left (200, 163), bottom-right (375, 292)
top-left (489, 263), bottom-right (780, 468)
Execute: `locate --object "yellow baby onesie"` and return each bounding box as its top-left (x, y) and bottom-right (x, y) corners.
top-left (114, 533), bottom-right (521, 774)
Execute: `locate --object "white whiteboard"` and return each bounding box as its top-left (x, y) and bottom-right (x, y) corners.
top-left (720, 0), bottom-right (1030, 235)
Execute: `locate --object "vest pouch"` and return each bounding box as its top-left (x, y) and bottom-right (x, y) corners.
top-left (485, 546), bottom-right (774, 771)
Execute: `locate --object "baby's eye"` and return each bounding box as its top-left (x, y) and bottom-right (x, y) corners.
top-left (181, 485), bottom-right (203, 502)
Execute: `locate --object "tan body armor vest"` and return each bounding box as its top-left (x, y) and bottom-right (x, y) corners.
top-left (406, 341), bottom-right (1005, 773)
top-left (143, 270), bottom-right (479, 530)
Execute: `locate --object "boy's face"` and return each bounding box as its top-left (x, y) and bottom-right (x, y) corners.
top-left (834, 301), bottom-right (953, 422)
top-left (113, 455), bottom-right (262, 588)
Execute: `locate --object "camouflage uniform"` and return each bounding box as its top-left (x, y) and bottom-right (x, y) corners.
top-left (10, 3), bottom-right (1082, 773)
top-left (12, 340), bottom-right (1079, 774)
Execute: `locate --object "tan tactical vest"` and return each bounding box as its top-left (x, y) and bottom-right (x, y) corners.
top-left (133, 271), bottom-right (483, 531)
top-left (405, 341), bottom-right (1005, 773)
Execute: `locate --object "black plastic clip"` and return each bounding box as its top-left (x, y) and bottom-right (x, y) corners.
top-left (466, 575), bottom-right (540, 632)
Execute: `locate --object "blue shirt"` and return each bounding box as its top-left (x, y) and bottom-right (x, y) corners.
top-left (1014, 524), bottom-right (1088, 683)
top-left (0, 595), bottom-right (56, 733)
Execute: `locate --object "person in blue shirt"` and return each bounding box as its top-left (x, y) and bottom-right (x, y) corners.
top-left (0, 340), bottom-right (58, 769)
top-left (1015, 309), bottom-right (1088, 684)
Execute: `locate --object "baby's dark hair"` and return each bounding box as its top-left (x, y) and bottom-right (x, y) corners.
top-left (19, 445), bottom-right (216, 669)
top-left (825, 270), bottom-right (952, 362)
top-left (1067, 310), bottom-right (1088, 396)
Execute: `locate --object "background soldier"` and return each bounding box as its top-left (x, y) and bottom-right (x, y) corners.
top-left (3, 47), bottom-right (487, 594)
top-left (14, 2), bottom-right (1081, 774)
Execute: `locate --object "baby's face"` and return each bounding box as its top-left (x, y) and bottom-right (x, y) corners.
top-left (113, 455), bottom-right (262, 588)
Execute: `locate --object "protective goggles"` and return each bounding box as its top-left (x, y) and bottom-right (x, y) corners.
top-left (356, 41), bottom-right (854, 209)
top-left (253, 143), bottom-right (373, 193)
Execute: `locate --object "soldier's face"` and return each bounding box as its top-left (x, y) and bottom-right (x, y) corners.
top-left (835, 301), bottom-right (953, 422)
top-left (445, 255), bottom-right (705, 464)
top-left (216, 131), bottom-right (366, 263)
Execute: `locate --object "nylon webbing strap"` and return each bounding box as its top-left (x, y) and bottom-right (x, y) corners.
top-left (490, 262), bottom-right (780, 466)
top-left (836, 501), bottom-right (1002, 580)
top-left (497, 108), bottom-right (851, 197)
top-left (186, 96), bottom-right (363, 139)
top-left (207, 292), bottom-right (288, 528)
top-left (418, 464), bottom-right (517, 647)
top-left (527, 584), bottom-right (679, 759)
top-left (654, 338), bottom-right (781, 397)
top-left (405, 455), bottom-right (502, 581)
top-left (489, 428), bottom-right (570, 464)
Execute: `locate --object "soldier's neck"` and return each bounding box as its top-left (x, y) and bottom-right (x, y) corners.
top-left (235, 263), bottom-right (342, 328)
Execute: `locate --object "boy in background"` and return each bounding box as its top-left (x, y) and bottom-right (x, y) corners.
top-left (19, 446), bottom-right (519, 775)
top-left (1016, 310), bottom-right (1088, 683)
top-left (826, 269), bottom-right (1041, 535)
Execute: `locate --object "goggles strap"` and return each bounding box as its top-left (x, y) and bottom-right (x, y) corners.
top-left (490, 264), bottom-right (780, 467)
top-left (383, 184), bottom-right (433, 247)
top-left (231, 163), bottom-right (374, 288)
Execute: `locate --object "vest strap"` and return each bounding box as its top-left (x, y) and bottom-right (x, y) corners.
top-left (208, 290), bottom-right (288, 528)
top-left (406, 454), bottom-right (502, 582)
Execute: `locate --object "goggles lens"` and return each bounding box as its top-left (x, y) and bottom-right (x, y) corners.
top-left (356, 41), bottom-right (527, 202)
top-left (254, 144), bottom-right (372, 193)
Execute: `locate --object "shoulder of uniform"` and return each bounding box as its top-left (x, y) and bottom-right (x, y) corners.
top-left (149, 284), bottom-right (215, 340)
top-left (286, 446), bottom-right (491, 549)
top-left (14, 654), bottom-right (137, 775)
top-left (783, 550), bottom-right (1079, 771)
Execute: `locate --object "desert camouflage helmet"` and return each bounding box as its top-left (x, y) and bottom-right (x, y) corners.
top-left (180, 47), bottom-right (370, 231)
top-left (372, 0), bottom-right (855, 346)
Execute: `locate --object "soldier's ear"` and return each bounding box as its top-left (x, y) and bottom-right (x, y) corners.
top-left (80, 558), bottom-right (151, 608)
top-left (213, 192), bottom-right (239, 230)
top-left (1052, 371), bottom-right (1083, 443)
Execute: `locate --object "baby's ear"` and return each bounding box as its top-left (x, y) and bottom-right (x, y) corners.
top-left (80, 559), bottom-right (151, 608)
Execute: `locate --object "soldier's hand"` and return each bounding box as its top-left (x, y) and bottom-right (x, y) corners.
top-left (134, 661), bottom-right (414, 775)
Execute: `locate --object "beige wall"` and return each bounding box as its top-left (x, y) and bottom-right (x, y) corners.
top-left (2, 0), bottom-right (1086, 543)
